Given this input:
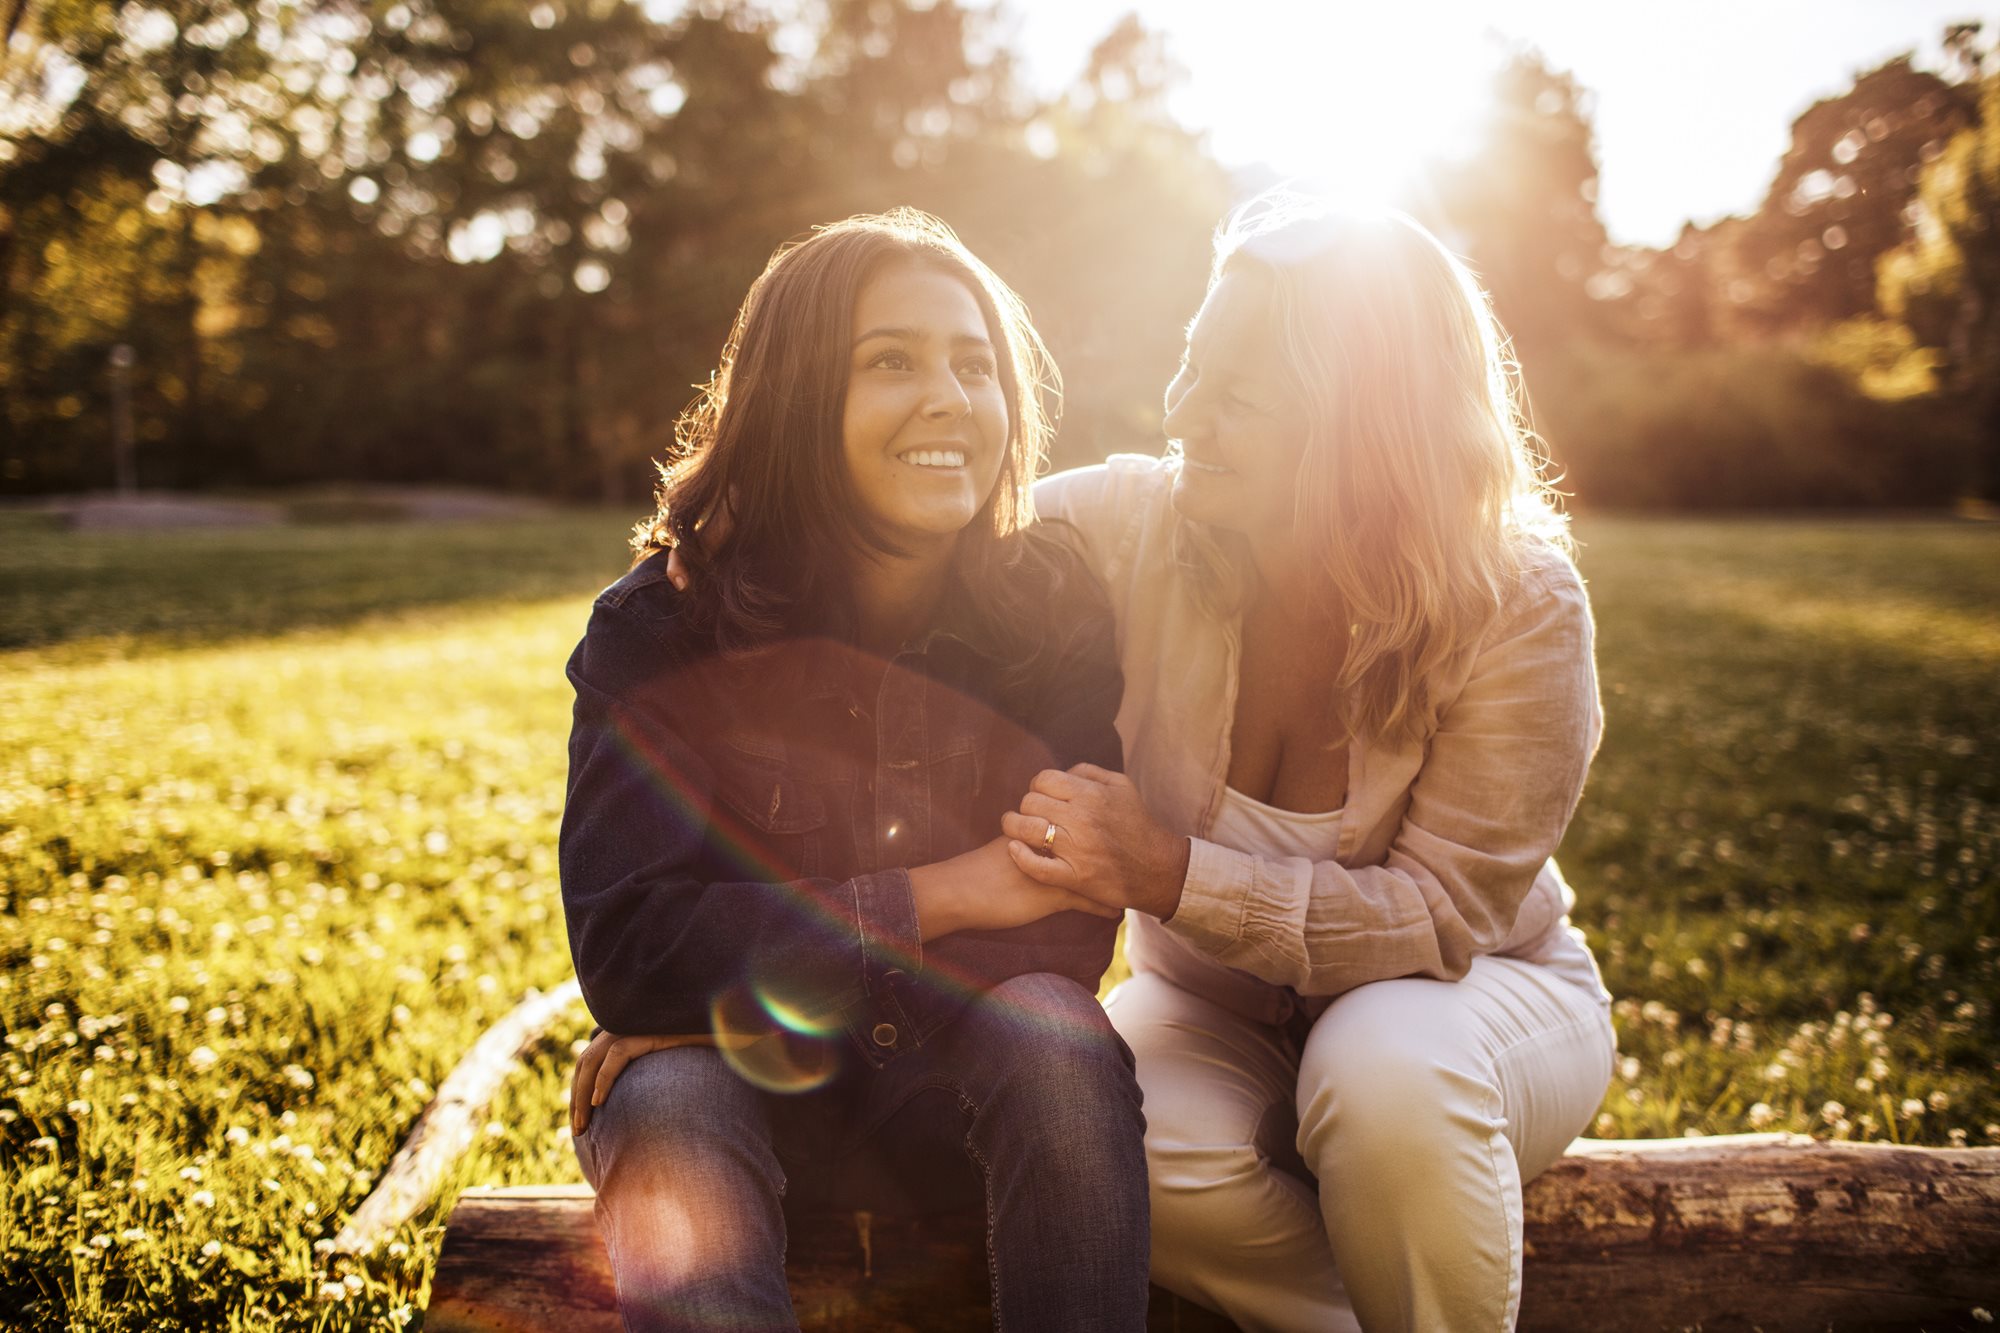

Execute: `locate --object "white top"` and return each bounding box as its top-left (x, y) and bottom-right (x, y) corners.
top-left (1210, 785), bottom-right (1344, 865)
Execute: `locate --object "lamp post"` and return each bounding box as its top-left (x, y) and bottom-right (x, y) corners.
top-left (110, 343), bottom-right (136, 494)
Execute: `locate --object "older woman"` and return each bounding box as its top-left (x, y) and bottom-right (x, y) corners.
top-left (996, 193), bottom-right (1614, 1332)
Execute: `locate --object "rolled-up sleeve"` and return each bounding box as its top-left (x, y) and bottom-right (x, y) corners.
top-left (1164, 559), bottom-right (1601, 993)
top-left (560, 598), bottom-right (922, 1035)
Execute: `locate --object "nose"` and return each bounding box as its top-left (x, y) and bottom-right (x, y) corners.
top-left (1162, 364), bottom-right (1200, 442)
top-left (921, 362), bottom-right (971, 420)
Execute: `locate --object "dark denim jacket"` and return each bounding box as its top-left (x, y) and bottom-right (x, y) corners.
top-left (560, 541), bottom-right (1124, 1071)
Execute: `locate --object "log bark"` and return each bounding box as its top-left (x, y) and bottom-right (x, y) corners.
top-left (425, 1134), bottom-right (2000, 1332)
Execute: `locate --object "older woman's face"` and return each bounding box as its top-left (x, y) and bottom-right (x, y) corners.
top-left (1162, 265), bottom-right (1311, 539)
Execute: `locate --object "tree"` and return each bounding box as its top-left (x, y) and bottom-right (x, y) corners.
top-left (1425, 50), bottom-right (1610, 351)
top-left (1727, 56), bottom-right (1972, 334)
top-left (1877, 69), bottom-right (2000, 496)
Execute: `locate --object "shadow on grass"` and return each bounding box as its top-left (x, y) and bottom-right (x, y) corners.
top-left (0, 510), bottom-right (640, 656)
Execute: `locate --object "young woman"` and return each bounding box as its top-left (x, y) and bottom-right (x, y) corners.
top-left (1003, 194), bottom-right (1616, 1332)
top-left (559, 209), bottom-right (1149, 1332)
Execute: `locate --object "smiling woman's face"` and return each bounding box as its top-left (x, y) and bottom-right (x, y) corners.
top-left (842, 260), bottom-right (1010, 553)
top-left (1162, 265), bottom-right (1311, 539)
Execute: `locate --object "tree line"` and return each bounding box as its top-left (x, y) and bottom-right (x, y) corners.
top-left (2, 2), bottom-right (1994, 508)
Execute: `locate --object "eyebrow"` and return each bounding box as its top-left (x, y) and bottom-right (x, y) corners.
top-left (854, 326), bottom-right (994, 350)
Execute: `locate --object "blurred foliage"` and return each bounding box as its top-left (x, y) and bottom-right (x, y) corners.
top-left (1875, 63), bottom-right (2000, 497)
top-left (1530, 343), bottom-right (1969, 510)
top-left (0, 0), bottom-right (1227, 500)
top-left (1422, 50), bottom-right (1609, 353)
top-left (1560, 24), bottom-right (1998, 504)
top-left (4, 5), bottom-right (1999, 505)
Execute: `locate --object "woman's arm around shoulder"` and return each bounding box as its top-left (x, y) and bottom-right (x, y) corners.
top-left (1031, 453), bottom-right (1176, 593)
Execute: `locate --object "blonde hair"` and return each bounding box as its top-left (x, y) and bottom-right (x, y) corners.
top-left (1173, 190), bottom-right (1569, 745)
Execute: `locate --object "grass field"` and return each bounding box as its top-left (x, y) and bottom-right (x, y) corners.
top-left (1, 511), bottom-right (1995, 1330)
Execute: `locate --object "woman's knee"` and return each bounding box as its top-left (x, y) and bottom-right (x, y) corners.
top-left (955, 973), bottom-right (1143, 1152)
top-left (1295, 998), bottom-right (1497, 1180)
top-left (581, 1045), bottom-right (774, 1187)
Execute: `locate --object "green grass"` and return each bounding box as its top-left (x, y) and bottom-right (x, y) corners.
top-left (1, 512), bottom-right (1996, 1329)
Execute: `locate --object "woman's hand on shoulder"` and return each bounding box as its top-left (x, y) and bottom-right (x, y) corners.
top-left (1001, 764), bottom-right (1190, 920)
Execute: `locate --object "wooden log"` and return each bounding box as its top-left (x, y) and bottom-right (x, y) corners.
top-left (426, 1135), bottom-right (2000, 1332)
top-left (332, 980), bottom-right (582, 1256)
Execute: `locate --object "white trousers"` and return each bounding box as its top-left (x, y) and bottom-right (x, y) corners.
top-left (1106, 957), bottom-right (1615, 1333)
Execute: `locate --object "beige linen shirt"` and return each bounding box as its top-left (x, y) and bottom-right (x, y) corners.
top-left (1037, 455), bottom-right (1611, 1026)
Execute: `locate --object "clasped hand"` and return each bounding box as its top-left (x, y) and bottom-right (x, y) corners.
top-left (1000, 763), bottom-right (1190, 921)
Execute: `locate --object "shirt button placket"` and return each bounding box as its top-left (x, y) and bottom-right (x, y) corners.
top-left (875, 657), bottom-right (930, 868)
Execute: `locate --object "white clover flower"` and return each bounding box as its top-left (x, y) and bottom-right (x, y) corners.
top-left (387, 1241), bottom-right (409, 1258)
top-left (224, 1125), bottom-right (250, 1147)
top-left (1617, 1057), bottom-right (1640, 1082)
top-left (1901, 1098), bottom-right (1925, 1120)
top-left (1928, 1090), bottom-right (1950, 1111)
top-left (205, 1007), bottom-right (227, 1025)
top-left (312, 1239), bottom-right (336, 1256)
top-left (119, 1228), bottom-right (146, 1242)
top-left (343, 1273), bottom-right (364, 1294)
top-left (1821, 1101), bottom-right (1846, 1121)
top-left (188, 1046), bottom-right (219, 1074)
top-left (0, 1109), bottom-right (17, 1125)
top-left (317, 1280), bottom-right (347, 1302)
top-left (282, 1064), bottom-right (314, 1090)
top-left (168, 996), bottom-right (190, 1014)
top-left (89, 1234), bottom-right (111, 1249)
top-left (1747, 1103), bottom-right (1776, 1128)
top-left (66, 1100), bottom-right (90, 1116)
top-left (200, 1240), bottom-right (221, 1259)
top-left (190, 1190), bottom-right (215, 1208)
top-left (179, 1166), bottom-right (203, 1183)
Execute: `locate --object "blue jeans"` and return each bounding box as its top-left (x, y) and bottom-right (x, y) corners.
top-left (573, 973), bottom-right (1151, 1332)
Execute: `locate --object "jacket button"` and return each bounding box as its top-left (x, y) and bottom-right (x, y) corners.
top-left (870, 1022), bottom-right (898, 1047)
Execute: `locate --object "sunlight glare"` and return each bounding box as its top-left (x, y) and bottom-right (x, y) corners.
top-left (1163, 2), bottom-right (1496, 209)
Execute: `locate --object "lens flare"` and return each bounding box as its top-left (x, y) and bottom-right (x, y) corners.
top-left (709, 987), bottom-right (838, 1094)
top-left (751, 979), bottom-right (846, 1039)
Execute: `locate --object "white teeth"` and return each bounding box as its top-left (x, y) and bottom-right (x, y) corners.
top-left (1183, 457), bottom-right (1230, 475)
top-left (903, 449), bottom-right (966, 468)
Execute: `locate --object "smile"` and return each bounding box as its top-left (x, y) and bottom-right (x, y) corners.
top-left (897, 448), bottom-right (968, 469)
top-left (1181, 456), bottom-right (1232, 476)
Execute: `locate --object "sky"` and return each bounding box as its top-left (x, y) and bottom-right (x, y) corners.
top-left (997, 0), bottom-right (1989, 249)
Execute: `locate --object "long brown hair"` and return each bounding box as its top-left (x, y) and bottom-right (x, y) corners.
top-left (634, 208), bottom-right (1081, 687)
